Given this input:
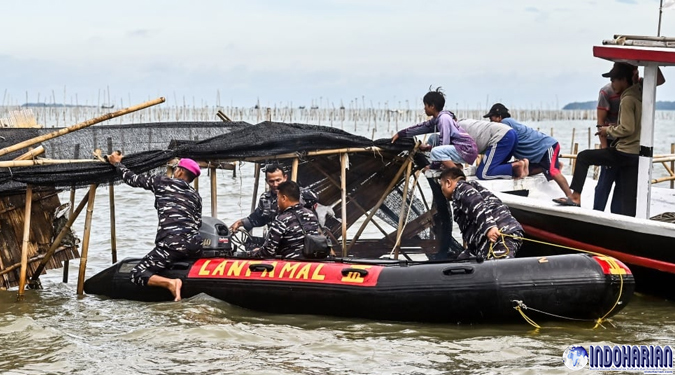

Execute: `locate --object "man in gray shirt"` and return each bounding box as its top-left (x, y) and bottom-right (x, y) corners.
top-left (458, 119), bottom-right (528, 180)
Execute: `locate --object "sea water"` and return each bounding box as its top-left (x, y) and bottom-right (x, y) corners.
top-left (1, 119), bottom-right (674, 375)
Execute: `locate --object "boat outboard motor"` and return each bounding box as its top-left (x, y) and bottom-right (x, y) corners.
top-left (199, 216), bottom-right (234, 257)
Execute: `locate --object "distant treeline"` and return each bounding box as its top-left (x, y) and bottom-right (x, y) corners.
top-left (563, 101), bottom-right (675, 110)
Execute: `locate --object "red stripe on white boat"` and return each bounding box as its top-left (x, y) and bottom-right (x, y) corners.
top-left (522, 224), bottom-right (675, 274)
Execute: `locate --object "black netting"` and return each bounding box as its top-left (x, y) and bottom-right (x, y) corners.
top-left (0, 122), bottom-right (413, 196)
top-left (180, 122), bottom-right (409, 160)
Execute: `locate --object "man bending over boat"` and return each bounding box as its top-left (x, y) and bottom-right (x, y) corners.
top-left (439, 168), bottom-right (523, 259)
top-left (230, 164), bottom-right (318, 233)
top-left (391, 87), bottom-right (477, 170)
top-left (107, 152), bottom-right (202, 301)
top-left (456, 119), bottom-right (528, 180)
top-left (484, 103), bottom-right (573, 198)
top-left (250, 181), bottom-right (320, 258)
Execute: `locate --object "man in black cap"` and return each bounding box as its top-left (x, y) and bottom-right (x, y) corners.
top-left (594, 63), bottom-right (665, 214)
top-left (554, 62), bottom-right (642, 216)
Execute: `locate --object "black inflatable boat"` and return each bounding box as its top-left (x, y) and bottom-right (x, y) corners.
top-left (84, 253), bottom-right (634, 324)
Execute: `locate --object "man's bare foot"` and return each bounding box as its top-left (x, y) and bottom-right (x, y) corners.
top-left (521, 158), bottom-right (529, 178)
top-left (512, 160), bottom-right (524, 179)
top-left (169, 278), bottom-right (182, 301)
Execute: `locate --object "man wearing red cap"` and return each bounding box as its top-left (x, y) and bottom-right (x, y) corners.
top-left (107, 152), bottom-right (202, 301)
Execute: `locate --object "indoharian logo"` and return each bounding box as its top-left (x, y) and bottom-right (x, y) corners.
top-left (563, 346), bottom-right (589, 370)
top-left (563, 345), bottom-right (674, 373)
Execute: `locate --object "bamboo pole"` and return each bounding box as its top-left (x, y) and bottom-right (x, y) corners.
top-left (569, 128), bottom-right (576, 166)
top-left (251, 163), bottom-right (261, 212)
top-left (2, 247), bottom-right (68, 278)
top-left (347, 149), bottom-right (417, 252)
top-left (30, 190), bottom-right (91, 287)
top-left (16, 185), bottom-right (33, 301)
top-left (14, 146), bottom-right (45, 161)
top-left (392, 169), bottom-right (423, 257)
top-left (216, 110), bottom-right (232, 122)
top-left (0, 158), bottom-right (103, 168)
top-left (291, 158), bottom-right (299, 182)
top-left (223, 147), bottom-right (384, 163)
top-left (0, 97), bottom-right (165, 158)
top-left (210, 166), bottom-right (217, 217)
top-left (393, 162), bottom-right (413, 260)
top-left (340, 153), bottom-right (348, 257)
top-left (107, 138), bottom-right (117, 264)
top-left (572, 143), bottom-right (579, 173)
top-left (652, 175), bottom-right (675, 184)
top-left (77, 185), bottom-right (98, 295)
top-left (64, 144), bottom-right (80, 282)
top-left (314, 166), bottom-right (393, 241)
top-left (671, 143), bottom-right (674, 189)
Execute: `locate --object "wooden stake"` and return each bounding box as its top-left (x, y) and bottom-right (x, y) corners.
top-left (77, 185), bottom-right (98, 295)
top-left (291, 158), bottom-right (299, 182)
top-left (393, 162), bottom-right (413, 259)
top-left (0, 97), bottom-right (165, 158)
top-left (251, 163), bottom-right (260, 212)
top-left (30, 189), bottom-right (92, 287)
top-left (16, 185), bottom-right (33, 301)
top-left (107, 138), bottom-right (117, 264)
top-left (210, 166), bottom-right (217, 217)
top-left (572, 143), bottom-right (579, 173)
top-left (340, 153), bottom-right (348, 256)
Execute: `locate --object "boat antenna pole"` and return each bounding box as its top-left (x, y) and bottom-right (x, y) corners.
top-left (658, 0), bottom-right (664, 37)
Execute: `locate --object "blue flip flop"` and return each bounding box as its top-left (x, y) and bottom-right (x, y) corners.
top-left (553, 197), bottom-right (580, 207)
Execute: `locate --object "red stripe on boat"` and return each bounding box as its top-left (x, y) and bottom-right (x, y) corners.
top-left (187, 259), bottom-right (383, 287)
top-left (523, 224), bottom-right (675, 274)
top-left (592, 256), bottom-right (632, 275)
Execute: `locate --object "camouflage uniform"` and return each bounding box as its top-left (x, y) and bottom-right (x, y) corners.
top-left (256, 203), bottom-right (320, 258)
top-left (451, 180), bottom-right (523, 259)
top-left (241, 188), bottom-right (318, 231)
top-left (115, 163), bottom-right (203, 285)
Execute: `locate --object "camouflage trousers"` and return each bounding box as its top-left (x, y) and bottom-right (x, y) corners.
top-left (130, 246), bottom-right (187, 286)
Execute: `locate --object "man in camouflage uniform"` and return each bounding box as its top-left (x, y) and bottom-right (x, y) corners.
top-left (251, 181), bottom-right (320, 258)
top-left (439, 167), bottom-right (523, 259)
top-left (108, 152), bottom-right (202, 301)
top-left (230, 164), bottom-right (318, 232)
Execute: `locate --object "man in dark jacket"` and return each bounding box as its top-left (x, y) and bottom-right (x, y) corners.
top-left (252, 181), bottom-right (320, 258)
top-left (439, 168), bottom-right (523, 259)
top-left (230, 164), bottom-right (318, 233)
top-left (108, 152), bottom-right (202, 301)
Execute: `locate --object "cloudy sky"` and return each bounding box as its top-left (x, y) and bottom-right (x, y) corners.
top-left (1, 0), bottom-right (674, 109)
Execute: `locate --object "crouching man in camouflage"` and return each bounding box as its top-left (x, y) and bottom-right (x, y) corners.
top-left (251, 181), bottom-right (320, 259)
top-left (439, 167), bottom-right (523, 259)
top-left (230, 164), bottom-right (318, 233)
top-left (108, 152), bottom-right (202, 301)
